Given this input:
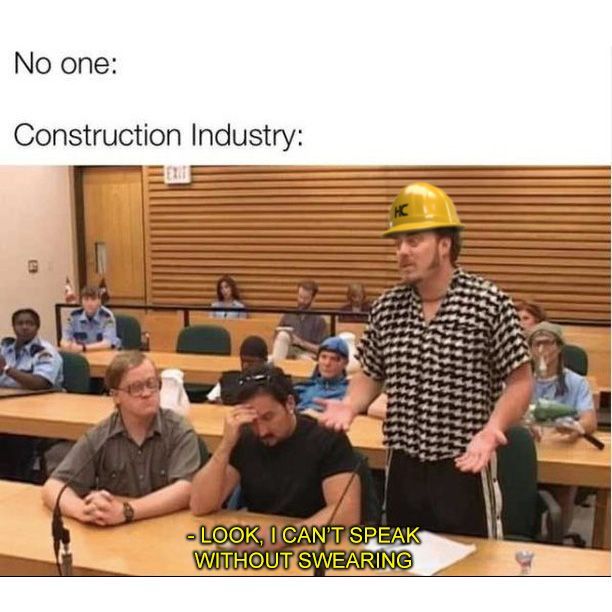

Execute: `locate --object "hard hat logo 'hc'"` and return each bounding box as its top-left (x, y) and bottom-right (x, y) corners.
top-left (393, 204), bottom-right (409, 219)
top-left (383, 182), bottom-right (464, 238)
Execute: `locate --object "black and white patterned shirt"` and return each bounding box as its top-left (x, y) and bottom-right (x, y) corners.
top-left (358, 268), bottom-right (530, 462)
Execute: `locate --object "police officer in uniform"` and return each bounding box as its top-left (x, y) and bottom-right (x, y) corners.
top-left (60, 285), bottom-right (121, 352)
top-left (0, 308), bottom-right (63, 480)
top-left (0, 308), bottom-right (63, 390)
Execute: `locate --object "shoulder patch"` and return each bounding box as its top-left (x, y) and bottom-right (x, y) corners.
top-left (99, 307), bottom-right (113, 319)
top-left (1, 337), bottom-right (16, 347)
top-left (70, 308), bottom-right (84, 316)
top-left (29, 343), bottom-right (45, 356)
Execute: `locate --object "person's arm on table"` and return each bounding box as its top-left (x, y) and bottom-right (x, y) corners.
top-left (42, 478), bottom-right (94, 522)
top-left (292, 335), bottom-right (320, 355)
top-left (555, 376), bottom-right (597, 441)
top-left (566, 409), bottom-right (598, 440)
top-left (78, 339), bottom-right (114, 352)
top-left (252, 471), bottom-right (361, 552)
top-left (0, 356), bottom-right (52, 390)
top-left (190, 406), bottom-right (248, 515)
top-left (316, 371), bottom-right (383, 431)
top-left (456, 362), bottom-right (533, 473)
top-left (80, 480), bottom-right (193, 526)
top-left (288, 472), bottom-right (360, 532)
top-left (293, 316), bottom-right (328, 356)
top-left (367, 393), bottom-right (387, 419)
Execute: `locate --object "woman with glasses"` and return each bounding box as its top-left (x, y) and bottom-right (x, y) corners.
top-left (42, 351), bottom-right (203, 526)
top-left (528, 321), bottom-right (597, 536)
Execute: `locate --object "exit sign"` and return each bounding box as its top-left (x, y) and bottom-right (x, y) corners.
top-left (164, 166), bottom-right (192, 185)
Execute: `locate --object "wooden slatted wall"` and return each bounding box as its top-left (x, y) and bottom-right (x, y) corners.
top-left (143, 166), bottom-right (610, 324)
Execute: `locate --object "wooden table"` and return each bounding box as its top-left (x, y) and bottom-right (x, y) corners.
top-left (536, 430), bottom-right (611, 550)
top-left (0, 394), bottom-right (609, 549)
top-left (0, 481), bottom-right (608, 576)
top-left (83, 351), bottom-right (314, 384)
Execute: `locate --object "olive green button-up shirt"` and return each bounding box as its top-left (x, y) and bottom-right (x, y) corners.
top-left (51, 408), bottom-right (203, 498)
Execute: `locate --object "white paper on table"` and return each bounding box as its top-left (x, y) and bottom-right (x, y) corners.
top-left (364, 530), bottom-right (476, 576)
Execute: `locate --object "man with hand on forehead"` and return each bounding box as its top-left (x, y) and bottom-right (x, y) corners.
top-left (190, 364), bottom-right (360, 540)
top-left (42, 351), bottom-right (202, 526)
top-left (317, 183), bottom-right (533, 538)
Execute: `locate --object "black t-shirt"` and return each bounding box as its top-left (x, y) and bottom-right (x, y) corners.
top-left (229, 415), bottom-right (357, 518)
top-left (219, 370), bottom-right (242, 405)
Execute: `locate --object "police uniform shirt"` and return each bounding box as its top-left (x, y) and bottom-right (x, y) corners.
top-left (62, 306), bottom-right (121, 348)
top-left (358, 268), bottom-right (530, 462)
top-left (0, 336), bottom-right (63, 389)
top-left (51, 408), bottom-right (202, 498)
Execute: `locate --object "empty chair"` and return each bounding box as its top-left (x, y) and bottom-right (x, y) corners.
top-left (116, 314), bottom-right (142, 350)
top-left (40, 352), bottom-right (93, 480)
top-left (60, 351), bottom-right (91, 394)
top-left (176, 324), bottom-right (231, 355)
top-left (497, 426), bottom-right (563, 543)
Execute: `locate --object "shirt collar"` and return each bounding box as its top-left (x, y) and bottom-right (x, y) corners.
top-left (108, 408), bottom-right (163, 441)
top-left (13, 336), bottom-right (42, 355)
top-left (79, 308), bottom-right (101, 323)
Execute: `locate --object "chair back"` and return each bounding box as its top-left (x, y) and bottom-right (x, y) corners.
top-left (562, 344), bottom-right (588, 376)
top-left (497, 426), bottom-right (540, 540)
top-left (60, 352), bottom-right (91, 394)
top-left (176, 325), bottom-right (231, 355)
top-left (116, 314), bottom-right (142, 350)
top-left (355, 451), bottom-right (382, 526)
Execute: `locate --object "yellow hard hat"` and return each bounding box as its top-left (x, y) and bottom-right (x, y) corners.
top-left (382, 182), bottom-right (464, 238)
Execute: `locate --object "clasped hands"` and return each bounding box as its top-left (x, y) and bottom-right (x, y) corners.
top-left (80, 490), bottom-right (126, 526)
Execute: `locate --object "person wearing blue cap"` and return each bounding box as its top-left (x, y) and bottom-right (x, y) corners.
top-left (294, 336), bottom-right (349, 412)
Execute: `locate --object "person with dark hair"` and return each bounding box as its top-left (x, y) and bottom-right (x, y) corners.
top-left (60, 285), bottom-right (121, 352)
top-left (515, 299), bottom-right (547, 333)
top-left (271, 279), bottom-right (328, 362)
top-left (0, 308), bottom-right (62, 390)
top-left (190, 364), bottom-right (359, 535)
top-left (41, 351), bottom-right (202, 526)
top-left (206, 335), bottom-right (269, 404)
top-left (338, 283), bottom-right (372, 323)
top-left (318, 182), bottom-right (533, 538)
top-left (210, 275), bottom-right (247, 319)
top-left (0, 308), bottom-right (63, 480)
top-left (528, 321), bottom-right (596, 533)
top-left (294, 336), bottom-right (349, 412)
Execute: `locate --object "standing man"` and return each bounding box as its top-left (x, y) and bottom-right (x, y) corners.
top-left (60, 285), bottom-right (121, 352)
top-left (271, 280), bottom-right (328, 362)
top-left (318, 182), bottom-right (533, 538)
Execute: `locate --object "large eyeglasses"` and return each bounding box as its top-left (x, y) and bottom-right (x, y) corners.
top-left (117, 377), bottom-right (161, 397)
top-left (531, 338), bottom-right (556, 350)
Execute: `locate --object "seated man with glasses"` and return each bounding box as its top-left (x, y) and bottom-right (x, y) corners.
top-left (42, 351), bottom-right (203, 526)
top-left (190, 364), bottom-right (360, 543)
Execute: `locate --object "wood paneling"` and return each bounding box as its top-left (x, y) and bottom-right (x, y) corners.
top-left (82, 168), bottom-right (145, 302)
top-left (143, 166), bottom-right (610, 324)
